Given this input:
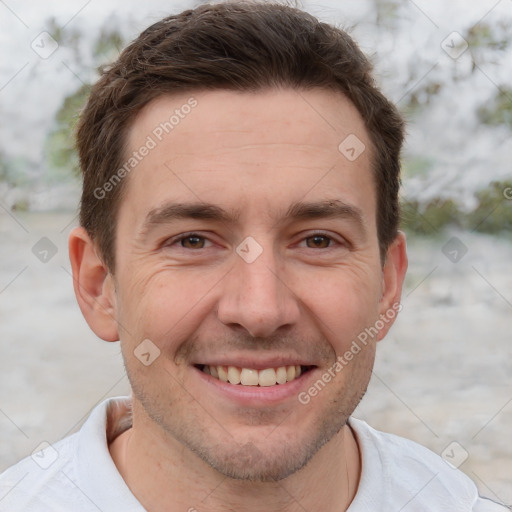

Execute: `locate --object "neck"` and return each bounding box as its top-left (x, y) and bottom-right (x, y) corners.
top-left (109, 405), bottom-right (361, 512)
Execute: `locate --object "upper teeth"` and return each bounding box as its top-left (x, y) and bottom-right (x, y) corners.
top-left (202, 365), bottom-right (302, 386)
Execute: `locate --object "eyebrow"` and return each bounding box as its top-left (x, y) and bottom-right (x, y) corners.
top-left (283, 200), bottom-right (365, 229)
top-left (138, 199), bottom-right (366, 239)
top-left (138, 203), bottom-right (237, 239)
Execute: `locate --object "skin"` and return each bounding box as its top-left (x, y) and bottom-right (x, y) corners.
top-left (69, 88), bottom-right (407, 511)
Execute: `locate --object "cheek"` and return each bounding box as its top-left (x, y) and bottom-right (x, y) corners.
top-left (115, 265), bottom-right (219, 350)
top-left (294, 266), bottom-right (382, 349)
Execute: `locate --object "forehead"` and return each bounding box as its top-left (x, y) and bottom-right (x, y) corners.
top-left (128, 88), bottom-right (369, 154)
top-left (120, 88), bottom-right (375, 228)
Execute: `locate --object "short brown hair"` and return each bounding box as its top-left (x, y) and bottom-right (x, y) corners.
top-left (76, 1), bottom-right (404, 272)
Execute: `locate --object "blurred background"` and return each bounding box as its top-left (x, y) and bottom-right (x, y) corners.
top-left (0, 0), bottom-right (511, 506)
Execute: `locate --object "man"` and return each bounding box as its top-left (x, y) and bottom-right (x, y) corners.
top-left (0, 2), bottom-right (507, 511)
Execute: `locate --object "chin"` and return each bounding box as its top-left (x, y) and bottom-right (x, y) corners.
top-left (187, 414), bottom-right (347, 482)
top-left (197, 440), bottom-right (318, 482)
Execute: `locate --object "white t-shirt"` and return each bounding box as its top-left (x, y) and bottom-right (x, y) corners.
top-left (0, 397), bottom-right (508, 511)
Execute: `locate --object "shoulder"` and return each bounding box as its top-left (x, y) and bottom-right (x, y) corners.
top-left (348, 418), bottom-right (510, 512)
top-left (0, 396), bottom-right (138, 512)
top-left (0, 434), bottom-right (95, 511)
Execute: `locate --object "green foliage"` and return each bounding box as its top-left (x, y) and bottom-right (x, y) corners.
top-left (400, 181), bottom-right (512, 235)
top-left (11, 198), bottom-right (29, 211)
top-left (42, 21), bottom-right (125, 183)
top-left (47, 17), bottom-right (64, 44)
top-left (44, 84), bottom-right (90, 181)
top-left (402, 155), bottom-right (434, 179)
top-left (373, 0), bottom-right (401, 27)
top-left (0, 151), bottom-right (7, 183)
top-left (466, 22), bottom-right (509, 51)
top-left (467, 180), bottom-right (512, 233)
top-left (400, 198), bottom-right (462, 235)
top-left (93, 27), bottom-right (124, 61)
top-left (0, 154), bottom-right (33, 188)
top-left (405, 82), bottom-right (442, 114)
top-left (47, 17), bottom-right (82, 58)
top-left (477, 88), bottom-right (512, 128)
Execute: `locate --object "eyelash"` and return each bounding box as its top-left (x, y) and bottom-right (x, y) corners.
top-left (169, 232), bottom-right (213, 249)
top-left (296, 233), bottom-right (342, 250)
top-left (165, 231), bottom-right (345, 250)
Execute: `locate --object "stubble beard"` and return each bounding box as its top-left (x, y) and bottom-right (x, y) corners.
top-left (126, 345), bottom-right (374, 483)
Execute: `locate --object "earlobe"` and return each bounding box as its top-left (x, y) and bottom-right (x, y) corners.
top-left (68, 227), bottom-right (119, 342)
top-left (376, 231), bottom-right (408, 341)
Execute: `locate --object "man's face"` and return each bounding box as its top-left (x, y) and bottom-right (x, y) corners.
top-left (112, 88), bottom-right (395, 481)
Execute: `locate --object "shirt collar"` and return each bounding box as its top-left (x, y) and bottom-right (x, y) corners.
top-left (74, 396), bottom-right (144, 511)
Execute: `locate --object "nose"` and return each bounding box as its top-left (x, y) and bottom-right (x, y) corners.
top-left (217, 242), bottom-right (301, 338)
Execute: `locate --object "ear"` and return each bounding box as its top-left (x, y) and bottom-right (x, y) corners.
top-left (68, 226), bottom-right (119, 342)
top-left (376, 231), bottom-right (408, 341)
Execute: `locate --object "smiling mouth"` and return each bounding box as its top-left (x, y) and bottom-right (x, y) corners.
top-left (196, 365), bottom-right (314, 387)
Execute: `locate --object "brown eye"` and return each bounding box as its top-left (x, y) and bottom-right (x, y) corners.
top-left (306, 235), bottom-right (331, 249)
top-left (181, 235), bottom-right (206, 249)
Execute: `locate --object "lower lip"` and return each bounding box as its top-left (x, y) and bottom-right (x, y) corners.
top-left (193, 366), bottom-right (318, 406)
